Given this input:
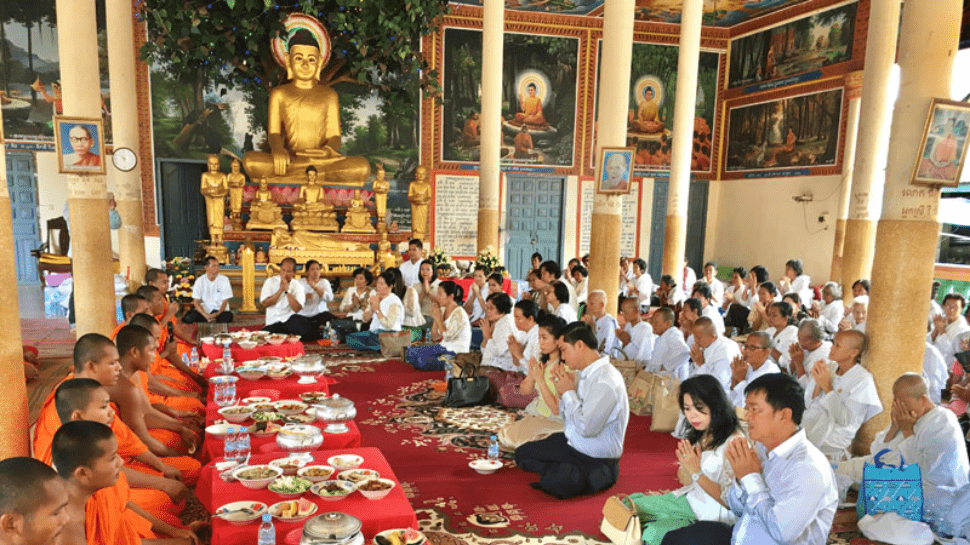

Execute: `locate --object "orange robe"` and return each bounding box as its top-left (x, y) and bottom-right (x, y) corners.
top-left (109, 322), bottom-right (124, 340)
top-left (153, 314), bottom-right (202, 394)
top-left (86, 472), bottom-right (167, 545)
top-left (138, 368), bottom-right (205, 416)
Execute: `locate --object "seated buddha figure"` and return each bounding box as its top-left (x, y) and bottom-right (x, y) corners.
top-left (342, 189), bottom-right (375, 233)
top-left (630, 86), bottom-right (665, 134)
top-left (514, 83), bottom-right (546, 127)
top-left (242, 29), bottom-right (371, 186)
top-left (291, 166), bottom-right (338, 231)
top-left (246, 177), bottom-right (287, 230)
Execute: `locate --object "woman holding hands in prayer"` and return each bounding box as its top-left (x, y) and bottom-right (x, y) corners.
top-left (346, 271), bottom-right (404, 352)
top-left (340, 267), bottom-right (374, 321)
top-left (403, 261), bottom-right (439, 342)
top-left (404, 281), bottom-right (471, 370)
top-left (629, 375), bottom-right (744, 544)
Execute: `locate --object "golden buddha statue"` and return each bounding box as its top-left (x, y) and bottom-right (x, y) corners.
top-left (227, 159), bottom-right (247, 229)
top-left (201, 154), bottom-right (228, 252)
top-left (372, 162), bottom-right (389, 225)
top-left (515, 83), bottom-right (546, 126)
top-left (291, 166), bottom-right (338, 231)
top-left (630, 86), bottom-right (665, 134)
top-left (342, 189), bottom-right (375, 233)
top-left (408, 165), bottom-right (431, 241)
top-left (272, 227), bottom-right (369, 252)
top-left (242, 29), bottom-right (370, 186)
top-left (377, 231), bottom-right (399, 270)
top-left (246, 177), bottom-right (287, 230)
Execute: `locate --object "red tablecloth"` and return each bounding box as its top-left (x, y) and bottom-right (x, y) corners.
top-left (201, 341), bottom-right (305, 364)
top-left (201, 448), bottom-right (416, 544)
top-left (203, 421), bottom-right (362, 459)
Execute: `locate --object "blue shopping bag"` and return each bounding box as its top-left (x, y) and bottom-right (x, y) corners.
top-left (857, 448), bottom-right (923, 522)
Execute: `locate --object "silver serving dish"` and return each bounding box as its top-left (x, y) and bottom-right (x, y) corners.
top-left (275, 423), bottom-right (324, 452)
top-left (301, 512), bottom-right (363, 545)
top-left (310, 395), bottom-right (356, 434)
top-left (291, 355), bottom-right (325, 384)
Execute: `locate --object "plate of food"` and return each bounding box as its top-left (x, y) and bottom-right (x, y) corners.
top-left (205, 423), bottom-right (233, 439)
top-left (287, 335), bottom-right (302, 343)
top-left (328, 454), bottom-right (364, 471)
top-left (249, 402), bottom-right (277, 413)
top-left (267, 368), bottom-right (293, 381)
top-left (252, 411), bottom-right (283, 422)
top-left (336, 469), bottom-right (379, 483)
top-left (269, 498), bottom-right (317, 523)
top-left (309, 480), bottom-right (356, 501)
top-left (267, 475), bottom-right (313, 498)
top-left (282, 413), bottom-right (314, 424)
top-left (357, 478), bottom-right (396, 500)
top-left (297, 465), bottom-right (335, 482)
top-left (215, 501), bottom-right (268, 525)
top-left (242, 396), bottom-right (272, 405)
top-left (274, 400), bottom-right (309, 415)
top-left (247, 421), bottom-right (282, 436)
top-left (269, 457), bottom-right (308, 475)
top-left (217, 405), bottom-right (255, 424)
top-left (267, 334), bottom-right (288, 345)
top-left (232, 465), bottom-right (283, 490)
top-left (299, 391), bottom-right (329, 404)
top-left (373, 528), bottom-right (426, 545)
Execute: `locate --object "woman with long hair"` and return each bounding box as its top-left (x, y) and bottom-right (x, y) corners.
top-left (404, 280), bottom-right (471, 370)
top-left (402, 260), bottom-right (439, 342)
top-left (629, 375), bottom-right (744, 544)
top-left (345, 271), bottom-right (404, 352)
top-left (298, 260), bottom-right (336, 336)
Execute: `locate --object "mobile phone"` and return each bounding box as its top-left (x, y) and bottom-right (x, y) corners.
top-left (166, 321), bottom-right (174, 339)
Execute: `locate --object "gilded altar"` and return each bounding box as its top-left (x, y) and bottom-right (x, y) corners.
top-left (267, 227), bottom-right (374, 268)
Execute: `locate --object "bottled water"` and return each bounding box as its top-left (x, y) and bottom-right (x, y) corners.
top-left (329, 326), bottom-right (340, 344)
top-left (181, 353), bottom-right (192, 373)
top-left (223, 427), bottom-right (238, 462)
top-left (189, 347), bottom-right (200, 371)
top-left (222, 344), bottom-right (233, 369)
top-left (488, 435), bottom-right (499, 461)
top-left (257, 513), bottom-right (276, 545)
top-left (237, 428), bottom-right (251, 461)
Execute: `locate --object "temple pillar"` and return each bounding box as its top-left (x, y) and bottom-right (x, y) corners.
top-left (587, 0), bottom-right (635, 316)
top-left (840, 0), bottom-right (901, 301)
top-left (57, 0), bottom-right (117, 336)
top-left (661, 0), bottom-right (702, 278)
top-left (106, 0), bottom-right (147, 292)
top-left (830, 71), bottom-right (863, 282)
top-left (855, 0), bottom-right (959, 452)
top-left (477, 0), bottom-right (502, 254)
top-left (0, 112), bottom-right (30, 458)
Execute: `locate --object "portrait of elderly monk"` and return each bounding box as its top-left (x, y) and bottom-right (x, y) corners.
top-left (62, 124), bottom-right (101, 169)
top-left (600, 152), bottom-right (630, 192)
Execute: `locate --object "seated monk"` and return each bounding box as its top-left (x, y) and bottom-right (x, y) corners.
top-left (513, 126), bottom-right (536, 160)
top-left (52, 421), bottom-right (201, 545)
top-left (630, 86), bottom-right (664, 134)
top-left (136, 285), bottom-right (205, 393)
top-left (111, 294), bottom-right (150, 340)
top-left (460, 111), bottom-right (481, 147)
top-left (242, 29), bottom-right (370, 185)
top-left (144, 269), bottom-right (196, 356)
top-left (0, 457), bottom-right (70, 545)
top-left (128, 313), bottom-right (205, 419)
top-left (515, 83), bottom-right (546, 126)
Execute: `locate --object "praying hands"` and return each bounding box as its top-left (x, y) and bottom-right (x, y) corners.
top-left (810, 359), bottom-right (833, 395)
top-left (726, 435), bottom-right (761, 480)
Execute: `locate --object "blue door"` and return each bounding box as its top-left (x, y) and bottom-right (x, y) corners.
top-left (647, 179), bottom-right (708, 280)
top-left (504, 175), bottom-right (564, 279)
top-left (6, 152), bottom-right (41, 284)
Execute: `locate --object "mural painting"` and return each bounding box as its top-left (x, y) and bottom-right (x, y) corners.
top-left (622, 42), bottom-right (719, 172)
top-left (632, 0), bottom-right (807, 27)
top-left (448, 0), bottom-right (603, 17)
top-left (729, 2), bottom-right (857, 88)
top-left (442, 28), bottom-right (578, 167)
top-left (725, 87), bottom-right (843, 172)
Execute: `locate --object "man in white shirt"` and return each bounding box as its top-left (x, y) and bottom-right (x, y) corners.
top-left (508, 299), bottom-right (541, 370)
top-left (648, 307), bottom-right (690, 380)
top-left (663, 373), bottom-right (837, 545)
top-left (656, 274), bottom-right (685, 308)
top-left (923, 341), bottom-right (948, 404)
top-left (701, 261), bottom-right (725, 307)
top-left (800, 330), bottom-right (882, 460)
top-left (787, 320), bottom-right (832, 379)
top-left (580, 290), bottom-right (618, 354)
top-left (540, 261), bottom-right (578, 312)
top-left (692, 283), bottom-right (725, 336)
top-left (619, 257), bottom-right (635, 296)
top-left (260, 257), bottom-right (312, 338)
top-left (615, 297), bottom-right (654, 368)
top-left (514, 322), bottom-right (628, 499)
top-left (729, 332), bottom-right (781, 408)
top-left (814, 282), bottom-right (844, 336)
top-left (682, 264), bottom-right (697, 298)
top-left (183, 255), bottom-right (234, 324)
top-left (398, 238), bottom-right (423, 288)
top-left (928, 293), bottom-right (970, 364)
top-left (838, 374), bottom-right (969, 521)
top-left (688, 317), bottom-right (740, 393)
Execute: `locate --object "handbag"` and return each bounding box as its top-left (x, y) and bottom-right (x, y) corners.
top-left (444, 364), bottom-right (491, 408)
top-left (628, 371), bottom-right (658, 416)
top-left (610, 348), bottom-right (639, 388)
top-left (451, 352), bottom-right (482, 378)
top-left (378, 331), bottom-right (411, 358)
top-left (600, 494), bottom-right (641, 545)
top-left (649, 375), bottom-right (681, 432)
top-left (857, 448), bottom-right (924, 522)
top-left (496, 372), bottom-right (537, 408)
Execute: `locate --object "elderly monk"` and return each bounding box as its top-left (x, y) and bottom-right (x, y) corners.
top-left (52, 421), bottom-right (200, 545)
top-left (0, 457), bottom-right (69, 545)
top-left (243, 29), bottom-right (370, 185)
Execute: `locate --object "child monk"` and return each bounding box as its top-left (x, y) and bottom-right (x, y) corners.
top-left (0, 457), bottom-right (69, 545)
top-left (51, 421), bottom-right (200, 545)
top-left (110, 294), bottom-right (151, 340)
top-left (128, 314), bottom-right (205, 416)
top-left (136, 286), bottom-right (204, 393)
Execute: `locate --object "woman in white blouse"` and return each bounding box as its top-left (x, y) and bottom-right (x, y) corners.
top-left (403, 260), bottom-right (440, 342)
top-left (298, 260), bottom-right (335, 334)
top-left (479, 292), bottom-right (524, 373)
top-left (404, 280), bottom-right (471, 370)
top-left (339, 267), bottom-right (374, 321)
top-left (779, 258), bottom-right (813, 307)
top-left (346, 271), bottom-right (404, 352)
top-left (765, 301), bottom-right (799, 369)
top-left (547, 281), bottom-right (577, 323)
top-left (629, 375), bottom-right (744, 544)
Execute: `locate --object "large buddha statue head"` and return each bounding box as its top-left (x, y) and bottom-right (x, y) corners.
top-left (286, 29), bottom-right (326, 83)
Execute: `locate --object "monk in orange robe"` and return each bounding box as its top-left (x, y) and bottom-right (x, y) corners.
top-left (136, 285), bottom-right (204, 392)
top-left (110, 293), bottom-right (152, 340)
top-left (52, 421), bottom-right (201, 545)
top-left (0, 457), bottom-right (70, 545)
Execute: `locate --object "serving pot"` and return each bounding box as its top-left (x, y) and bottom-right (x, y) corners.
top-left (300, 512), bottom-right (363, 545)
top-left (275, 424), bottom-right (324, 452)
top-left (291, 355), bottom-right (325, 384)
top-left (310, 395), bottom-right (356, 434)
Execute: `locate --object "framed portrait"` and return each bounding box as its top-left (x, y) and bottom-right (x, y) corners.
top-left (54, 116), bottom-right (106, 175)
top-left (597, 147), bottom-right (634, 195)
top-left (911, 98), bottom-right (970, 187)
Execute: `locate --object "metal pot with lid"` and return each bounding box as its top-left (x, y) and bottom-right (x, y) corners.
top-left (310, 395), bottom-right (356, 434)
top-left (291, 355), bottom-right (325, 384)
top-left (300, 512), bottom-right (363, 545)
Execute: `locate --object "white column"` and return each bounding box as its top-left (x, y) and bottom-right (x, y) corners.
top-left (830, 71), bottom-right (863, 282)
top-left (477, 0), bottom-right (503, 254)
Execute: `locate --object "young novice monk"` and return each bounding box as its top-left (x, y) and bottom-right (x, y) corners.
top-left (0, 457), bottom-right (69, 545)
top-left (136, 285), bottom-right (204, 393)
top-left (128, 313), bottom-right (205, 416)
top-left (52, 421), bottom-right (201, 545)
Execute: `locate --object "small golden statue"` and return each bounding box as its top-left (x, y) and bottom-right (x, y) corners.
top-left (246, 177), bottom-right (287, 230)
top-left (291, 166), bottom-right (338, 231)
top-left (341, 189), bottom-right (376, 233)
top-left (242, 29), bottom-right (370, 186)
top-left (372, 162), bottom-right (389, 224)
top-left (201, 154), bottom-right (229, 261)
top-left (408, 165), bottom-right (431, 241)
top-left (255, 245), bottom-right (268, 263)
top-left (272, 227), bottom-right (369, 251)
top-left (227, 159), bottom-right (247, 230)
top-left (377, 231), bottom-right (399, 270)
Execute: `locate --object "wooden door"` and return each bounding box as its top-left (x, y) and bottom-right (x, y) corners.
top-left (6, 152), bottom-right (40, 284)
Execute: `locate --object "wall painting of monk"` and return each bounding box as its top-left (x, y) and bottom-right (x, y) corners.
top-left (912, 98), bottom-right (970, 188)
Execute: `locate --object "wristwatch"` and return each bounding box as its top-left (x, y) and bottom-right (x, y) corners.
top-left (691, 472), bottom-right (701, 483)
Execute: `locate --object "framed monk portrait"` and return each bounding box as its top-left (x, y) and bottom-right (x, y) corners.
top-left (55, 116), bottom-right (106, 175)
top-left (597, 147), bottom-right (634, 195)
top-left (912, 98), bottom-right (970, 187)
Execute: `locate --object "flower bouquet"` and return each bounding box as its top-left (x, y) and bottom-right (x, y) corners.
top-left (165, 257), bottom-right (196, 302)
top-left (428, 247), bottom-right (453, 277)
top-left (475, 246), bottom-right (500, 275)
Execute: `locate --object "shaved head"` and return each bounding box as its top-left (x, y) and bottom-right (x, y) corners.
top-left (654, 306), bottom-right (675, 325)
top-left (693, 316), bottom-right (716, 338)
top-left (893, 373), bottom-right (928, 400)
top-left (838, 329), bottom-right (868, 354)
top-left (0, 457), bottom-right (61, 516)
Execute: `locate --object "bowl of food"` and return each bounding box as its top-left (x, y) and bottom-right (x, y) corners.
top-left (269, 498), bottom-right (317, 523)
top-left (299, 391), bottom-right (329, 404)
top-left (236, 366), bottom-right (267, 381)
top-left (336, 469), bottom-right (379, 484)
top-left (275, 424), bottom-right (323, 453)
top-left (309, 480), bottom-right (356, 501)
top-left (297, 465), bottom-right (335, 483)
top-left (242, 396), bottom-right (272, 405)
top-left (287, 335), bottom-right (302, 343)
top-left (282, 413), bottom-right (315, 425)
top-left (214, 333), bottom-right (234, 346)
top-left (269, 456), bottom-right (307, 476)
top-left (469, 459), bottom-right (503, 475)
top-left (266, 366), bottom-right (293, 381)
top-left (205, 423), bottom-right (233, 439)
top-left (208, 375), bottom-right (239, 386)
top-left (267, 334), bottom-right (288, 346)
top-left (327, 454), bottom-right (364, 471)
top-left (267, 475), bottom-right (313, 498)
top-left (217, 405), bottom-right (255, 424)
top-left (258, 356), bottom-right (284, 366)
top-left (291, 355), bottom-right (325, 384)
top-left (214, 501), bottom-right (267, 525)
top-left (252, 411), bottom-right (283, 423)
top-left (247, 421), bottom-right (281, 436)
top-left (232, 465), bottom-right (283, 490)
top-left (200, 336), bottom-right (215, 345)
top-left (249, 402), bottom-right (277, 413)
top-left (274, 400), bottom-right (309, 416)
top-left (357, 478), bottom-right (396, 500)
top-left (373, 528), bottom-right (426, 545)
top-left (238, 340), bottom-right (259, 350)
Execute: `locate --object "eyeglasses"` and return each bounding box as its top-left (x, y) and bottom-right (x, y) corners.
top-left (69, 136), bottom-right (91, 143)
top-left (742, 344), bottom-right (768, 351)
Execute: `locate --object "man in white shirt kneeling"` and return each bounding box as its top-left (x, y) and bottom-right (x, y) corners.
top-left (648, 307), bottom-right (690, 380)
top-left (728, 332), bottom-right (781, 408)
top-left (260, 257), bottom-right (312, 338)
top-left (514, 322), bottom-right (629, 499)
top-left (580, 290), bottom-right (618, 354)
top-left (182, 256), bottom-right (234, 323)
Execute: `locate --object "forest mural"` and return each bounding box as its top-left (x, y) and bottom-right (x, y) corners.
top-left (728, 1), bottom-right (857, 88)
top-left (441, 27), bottom-right (578, 167)
top-left (725, 87), bottom-right (843, 172)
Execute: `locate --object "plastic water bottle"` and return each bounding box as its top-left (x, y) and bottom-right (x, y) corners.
top-left (189, 347), bottom-right (200, 371)
top-left (257, 513), bottom-right (276, 545)
top-left (329, 326), bottom-right (340, 345)
top-left (488, 435), bottom-right (499, 461)
top-left (222, 344), bottom-right (233, 369)
top-left (237, 428), bottom-right (251, 461)
top-left (223, 427), bottom-right (238, 462)
top-left (181, 353), bottom-right (192, 373)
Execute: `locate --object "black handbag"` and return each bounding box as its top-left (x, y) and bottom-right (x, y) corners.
top-left (444, 363), bottom-right (490, 408)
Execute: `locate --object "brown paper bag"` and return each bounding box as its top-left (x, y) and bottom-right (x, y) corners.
top-left (610, 349), bottom-right (639, 388)
top-left (649, 375), bottom-right (682, 432)
top-left (378, 331), bottom-right (411, 358)
top-left (627, 371), bottom-right (658, 416)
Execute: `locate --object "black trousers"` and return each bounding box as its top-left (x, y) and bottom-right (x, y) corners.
top-left (724, 303), bottom-right (750, 333)
top-left (514, 432), bottom-right (620, 499)
top-left (263, 315), bottom-right (313, 339)
top-left (182, 309), bottom-right (234, 324)
top-left (660, 521), bottom-right (733, 545)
